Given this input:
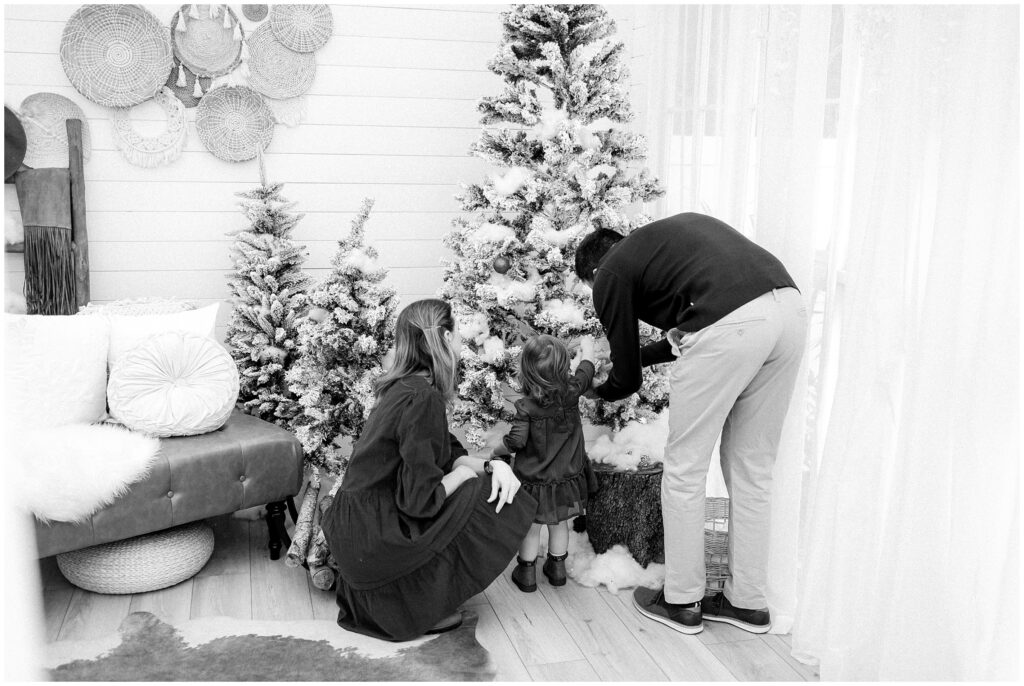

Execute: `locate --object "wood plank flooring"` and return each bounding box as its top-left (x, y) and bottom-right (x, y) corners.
top-left (39, 514), bottom-right (819, 681)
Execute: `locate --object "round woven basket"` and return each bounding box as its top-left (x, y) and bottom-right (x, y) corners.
top-left (56, 522), bottom-right (215, 595)
top-left (19, 92), bottom-right (92, 169)
top-left (195, 85), bottom-right (274, 162)
top-left (60, 4), bottom-right (173, 108)
top-left (171, 4), bottom-right (243, 78)
top-left (269, 4), bottom-right (333, 53)
top-left (246, 24), bottom-right (316, 99)
top-left (242, 4), bottom-right (269, 22)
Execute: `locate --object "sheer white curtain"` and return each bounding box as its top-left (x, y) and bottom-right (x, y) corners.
top-left (630, 4), bottom-right (1019, 678)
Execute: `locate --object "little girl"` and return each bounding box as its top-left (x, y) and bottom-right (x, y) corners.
top-left (492, 333), bottom-right (598, 592)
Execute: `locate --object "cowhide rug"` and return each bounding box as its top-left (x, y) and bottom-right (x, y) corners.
top-left (44, 611), bottom-right (494, 681)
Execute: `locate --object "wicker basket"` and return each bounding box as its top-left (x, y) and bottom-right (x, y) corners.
top-left (195, 86), bottom-right (274, 162)
top-left (246, 24), bottom-right (316, 99)
top-left (269, 4), bottom-right (333, 53)
top-left (171, 4), bottom-right (243, 78)
top-left (56, 522), bottom-right (214, 594)
top-left (704, 496), bottom-right (730, 594)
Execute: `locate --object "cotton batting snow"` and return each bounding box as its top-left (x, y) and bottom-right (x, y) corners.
top-left (490, 167), bottom-right (533, 196)
top-left (479, 335), bottom-right (506, 363)
top-left (566, 529), bottom-right (665, 594)
top-left (541, 298), bottom-right (587, 327)
top-left (341, 248), bottom-right (377, 273)
top-left (538, 108), bottom-right (569, 139)
top-left (490, 273), bottom-right (539, 304)
top-left (529, 223), bottom-right (584, 248)
top-left (459, 311), bottom-right (491, 344)
top-left (472, 222), bottom-right (517, 245)
top-left (588, 412), bottom-right (670, 470)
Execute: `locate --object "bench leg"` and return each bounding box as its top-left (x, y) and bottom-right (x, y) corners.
top-left (266, 501), bottom-right (291, 560)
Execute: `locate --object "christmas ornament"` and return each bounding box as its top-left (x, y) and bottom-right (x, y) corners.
top-left (492, 256), bottom-right (511, 274)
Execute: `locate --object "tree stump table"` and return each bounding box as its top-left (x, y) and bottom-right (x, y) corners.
top-left (582, 463), bottom-right (666, 567)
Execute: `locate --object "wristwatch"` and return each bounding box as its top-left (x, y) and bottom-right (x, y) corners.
top-left (484, 457), bottom-right (501, 475)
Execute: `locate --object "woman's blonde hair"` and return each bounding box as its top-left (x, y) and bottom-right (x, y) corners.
top-left (374, 298), bottom-right (458, 402)
top-left (519, 334), bottom-right (570, 407)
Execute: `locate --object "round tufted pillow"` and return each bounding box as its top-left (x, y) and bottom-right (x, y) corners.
top-left (108, 330), bottom-right (239, 437)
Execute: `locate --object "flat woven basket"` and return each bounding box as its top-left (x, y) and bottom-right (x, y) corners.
top-left (269, 4), bottom-right (333, 53)
top-left (704, 496), bottom-right (730, 594)
top-left (246, 24), bottom-right (316, 99)
top-left (18, 92), bottom-right (92, 169)
top-left (195, 86), bottom-right (274, 161)
top-left (243, 4), bottom-right (269, 22)
top-left (60, 4), bottom-right (173, 108)
top-left (56, 522), bottom-right (214, 594)
top-left (171, 4), bottom-right (243, 78)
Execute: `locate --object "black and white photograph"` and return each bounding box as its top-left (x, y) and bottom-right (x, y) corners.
top-left (2, 1), bottom-right (1018, 682)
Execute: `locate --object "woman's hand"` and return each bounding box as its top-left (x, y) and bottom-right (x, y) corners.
top-left (441, 464), bottom-right (478, 498)
top-left (486, 459), bottom-right (521, 513)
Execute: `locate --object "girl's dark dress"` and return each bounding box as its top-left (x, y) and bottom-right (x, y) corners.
top-left (502, 360), bottom-right (599, 525)
top-left (321, 375), bottom-right (538, 642)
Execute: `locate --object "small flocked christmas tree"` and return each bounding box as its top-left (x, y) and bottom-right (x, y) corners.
top-left (226, 160), bottom-right (311, 425)
top-left (441, 5), bottom-right (667, 447)
top-left (286, 198), bottom-right (398, 475)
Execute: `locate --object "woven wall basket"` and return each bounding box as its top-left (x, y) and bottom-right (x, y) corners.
top-left (60, 4), bottom-right (173, 108)
top-left (19, 93), bottom-right (92, 169)
top-left (269, 4), bottom-right (333, 53)
top-left (111, 87), bottom-right (187, 168)
top-left (165, 59), bottom-right (213, 108)
top-left (56, 522), bottom-right (214, 594)
top-left (246, 24), bottom-right (316, 100)
top-left (242, 4), bottom-right (269, 22)
top-left (195, 85), bottom-right (273, 162)
top-left (171, 4), bottom-right (244, 78)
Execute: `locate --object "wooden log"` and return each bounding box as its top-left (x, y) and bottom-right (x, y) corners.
top-left (585, 464), bottom-right (665, 568)
top-left (66, 119), bottom-right (89, 309)
top-left (285, 470), bottom-right (321, 567)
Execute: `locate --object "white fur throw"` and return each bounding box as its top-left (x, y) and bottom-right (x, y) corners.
top-left (9, 422), bottom-right (161, 524)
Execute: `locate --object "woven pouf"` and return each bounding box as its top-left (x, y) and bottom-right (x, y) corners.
top-left (56, 522), bottom-right (214, 594)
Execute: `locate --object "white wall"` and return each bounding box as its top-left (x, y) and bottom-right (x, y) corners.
top-left (4, 3), bottom-right (640, 342)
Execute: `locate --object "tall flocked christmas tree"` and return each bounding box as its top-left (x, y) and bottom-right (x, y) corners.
top-left (286, 198), bottom-right (399, 476)
top-left (441, 5), bottom-right (667, 447)
top-left (226, 161), bottom-right (312, 425)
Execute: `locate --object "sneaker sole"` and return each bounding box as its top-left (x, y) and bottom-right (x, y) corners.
top-left (702, 614), bottom-right (771, 634)
top-left (632, 596), bottom-right (703, 635)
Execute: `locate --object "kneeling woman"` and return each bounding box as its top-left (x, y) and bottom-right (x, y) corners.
top-left (322, 298), bottom-right (538, 641)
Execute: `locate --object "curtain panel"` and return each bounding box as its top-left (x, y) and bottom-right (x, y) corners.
top-left (629, 4), bottom-right (1019, 679)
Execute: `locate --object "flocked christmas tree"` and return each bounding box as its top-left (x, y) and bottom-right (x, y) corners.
top-left (226, 160), bottom-right (311, 425)
top-left (441, 5), bottom-right (668, 447)
top-left (286, 198), bottom-right (399, 475)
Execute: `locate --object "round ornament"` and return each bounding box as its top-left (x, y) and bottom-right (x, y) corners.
top-left (246, 24), bottom-right (316, 99)
top-left (60, 4), bottom-right (174, 108)
top-left (492, 256), bottom-right (511, 274)
top-left (19, 93), bottom-right (92, 169)
top-left (242, 4), bottom-right (269, 22)
top-left (171, 4), bottom-right (244, 78)
top-left (269, 4), bottom-right (333, 53)
top-left (111, 87), bottom-right (187, 168)
top-left (194, 85), bottom-right (274, 162)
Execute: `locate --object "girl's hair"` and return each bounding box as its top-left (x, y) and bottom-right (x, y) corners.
top-left (374, 298), bottom-right (458, 403)
top-left (519, 334), bottom-right (571, 407)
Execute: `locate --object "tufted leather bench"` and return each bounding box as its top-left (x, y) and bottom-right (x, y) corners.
top-left (35, 411), bottom-right (304, 560)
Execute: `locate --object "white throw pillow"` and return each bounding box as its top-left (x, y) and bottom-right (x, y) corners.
top-left (4, 313), bottom-right (110, 428)
top-left (107, 330), bottom-right (239, 437)
top-left (106, 303), bottom-right (219, 367)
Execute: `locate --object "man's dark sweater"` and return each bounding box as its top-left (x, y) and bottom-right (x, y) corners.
top-left (592, 212), bottom-right (797, 402)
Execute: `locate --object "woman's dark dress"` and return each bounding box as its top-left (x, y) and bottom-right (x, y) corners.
top-left (321, 375), bottom-right (538, 642)
top-left (502, 360), bottom-right (599, 525)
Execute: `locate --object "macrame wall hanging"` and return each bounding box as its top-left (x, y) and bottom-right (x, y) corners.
top-left (111, 87), bottom-right (188, 168)
top-left (60, 4), bottom-right (173, 108)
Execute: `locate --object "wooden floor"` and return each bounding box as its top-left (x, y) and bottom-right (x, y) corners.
top-left (40, 515), bottom-right (819, 681)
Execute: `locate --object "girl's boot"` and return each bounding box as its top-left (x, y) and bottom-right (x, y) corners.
top-left (511, 556), bottom-right (537, 592)
top-left (543, 552), bottom-right (567, 586)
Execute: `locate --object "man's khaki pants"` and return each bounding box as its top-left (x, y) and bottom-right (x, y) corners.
top-left (662, 287), bottom-right (806, 608)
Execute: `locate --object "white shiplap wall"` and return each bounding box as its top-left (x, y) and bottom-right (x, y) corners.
top-left (3, 3), bottom-right (640, 342)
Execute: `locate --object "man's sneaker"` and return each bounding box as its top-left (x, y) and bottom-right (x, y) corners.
top-left (701, 593), bottom-right (771, 633)
top-left (632, 587), bottom-right (703, 634)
